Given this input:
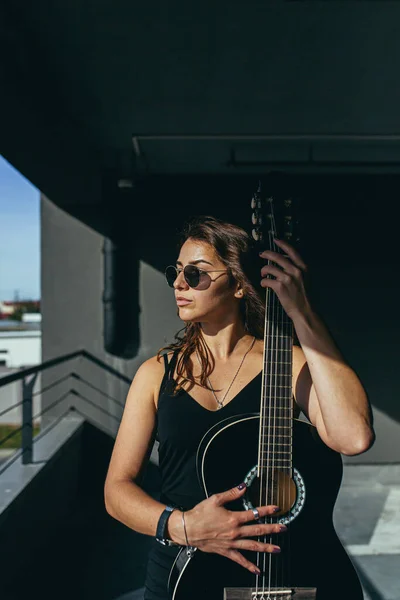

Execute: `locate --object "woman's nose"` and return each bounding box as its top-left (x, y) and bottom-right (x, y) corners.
top-left (174, 270), bottom-right (188, 290)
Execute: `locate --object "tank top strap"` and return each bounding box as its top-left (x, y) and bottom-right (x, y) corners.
top-left (167, 348), bottom-right (180, 380)
top-left (158, 349), bottom-right (180, 398)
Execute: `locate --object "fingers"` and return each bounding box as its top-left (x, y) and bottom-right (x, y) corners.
top-left (260, 253), bottom-right (304, 277)
top-left (213, 482), bottom-right (247, 507)
top-left (261, 264), bottom-right (293, 281)
top-left (273, 238), bottom-right (307, 270)
top-left (232, 539), bottom-right (281, 554)
top-left (237, 504), bottom-right (280, 524)
top-left (238, 522), bottom-right (287, 538)
top-left (259, 239), bottom-right (307, 273)
top-left (221, 549), bottom-right (262, 576)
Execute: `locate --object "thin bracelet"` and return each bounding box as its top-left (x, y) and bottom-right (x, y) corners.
top-left (181, 510), bottom-right (196, 558)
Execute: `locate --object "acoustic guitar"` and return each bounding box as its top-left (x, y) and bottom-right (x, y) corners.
top-left (168, 182), bottom-right (362, 600)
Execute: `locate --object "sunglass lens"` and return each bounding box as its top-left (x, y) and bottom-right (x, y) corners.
top-left (184, 265), bottom-right (201, 287)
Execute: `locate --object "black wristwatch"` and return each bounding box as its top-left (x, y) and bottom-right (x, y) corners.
top-left (155, 505), bottom-right (179, 546)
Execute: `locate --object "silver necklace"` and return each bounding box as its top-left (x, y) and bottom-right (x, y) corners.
top-left (195, 336), bottom-right (256, 410)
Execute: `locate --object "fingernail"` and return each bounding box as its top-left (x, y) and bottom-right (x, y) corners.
top-left (279, 525), bottom-right (287, 532)
top-left (253, 567), bottom-right (261, 575)
top-left (272, 547), bottom-right (281, 553)
top-left (273, 506), bottom-right (280, 512)
top-left (237, 482), bottom-right (246, 490)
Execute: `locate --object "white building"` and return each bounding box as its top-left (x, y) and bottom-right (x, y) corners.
top-left (0, 318), bottom-right (42, 425)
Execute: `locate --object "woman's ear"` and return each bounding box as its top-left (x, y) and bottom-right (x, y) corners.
top-left (234, 284), bottom-right (244, 299)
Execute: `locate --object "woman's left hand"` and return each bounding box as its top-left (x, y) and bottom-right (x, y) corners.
top-left (259, 238), bottom-right (311, 320)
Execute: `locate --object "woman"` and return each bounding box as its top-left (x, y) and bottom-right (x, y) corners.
top-left (104, 215), bottom-right (374, 600)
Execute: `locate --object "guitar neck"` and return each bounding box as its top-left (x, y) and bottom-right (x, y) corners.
top-left (258, 287), bottom-right (294, 480)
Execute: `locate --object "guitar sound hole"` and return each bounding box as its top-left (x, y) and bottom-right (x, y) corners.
top-left (246, 471), bottom-right (297, 517)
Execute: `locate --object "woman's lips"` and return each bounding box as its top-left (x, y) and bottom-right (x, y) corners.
top-left (176, 299), bottom-right (192, 306)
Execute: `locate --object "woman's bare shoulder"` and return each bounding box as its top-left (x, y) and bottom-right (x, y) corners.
top-left (137, 351), bottom-right (175, 406)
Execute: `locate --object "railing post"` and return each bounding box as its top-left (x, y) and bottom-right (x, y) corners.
top-left (21, 373), bottom-right (38, 465)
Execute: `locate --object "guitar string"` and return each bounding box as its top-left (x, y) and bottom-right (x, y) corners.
top-left (255, 188), bottom-right (266, 597)
top-left (275, 264), bottom-right (287, 588)
top-left (271, 230), bottom-right (279, 598)
top-left (282, 305), bottom-right (289, 591)
top-left (256, 278), bottom-right (266, 597)
top-left (256, 194), bottom-right (270, 598)
top-left (266, 226), bottom-right (277, 598)
top-left (266, 212), bottom-right (278, 598)
top-left (277, 239), bottom-right (283, 594)
top-left (264, 272), bottom-right (272, 597)
top-left (256, 248), bottom-right (269, 598)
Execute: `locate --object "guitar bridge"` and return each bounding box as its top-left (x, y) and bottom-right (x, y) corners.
top-left (223, 588), bottom-right (317, 600)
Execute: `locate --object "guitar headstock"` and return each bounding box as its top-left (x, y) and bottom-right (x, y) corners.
top-left (250, 178), bottom-right (300, 254)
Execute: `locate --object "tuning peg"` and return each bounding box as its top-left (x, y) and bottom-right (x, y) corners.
top-left (252, 228), bottom-right (263, 241)
top-left (251, 196), bottom-right (257, 209)
top-left (252, 212), bottom-right (258, 225)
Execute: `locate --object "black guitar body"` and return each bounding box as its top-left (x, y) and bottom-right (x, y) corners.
top-left (168, 415), bottom-right (363, 600)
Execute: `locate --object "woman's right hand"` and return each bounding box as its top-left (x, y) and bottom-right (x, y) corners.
top-left (167, 483), bottom-right (287, 575)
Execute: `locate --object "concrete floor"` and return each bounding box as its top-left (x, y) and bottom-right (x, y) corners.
top-left (333, 464), bottom-right (400, 600)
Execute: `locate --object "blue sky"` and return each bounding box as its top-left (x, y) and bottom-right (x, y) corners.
top-left (0, 156), bottom-right (40, 301)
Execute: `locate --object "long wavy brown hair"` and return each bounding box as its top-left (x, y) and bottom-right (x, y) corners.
top-left (157, 215), bottom-right (267, 397)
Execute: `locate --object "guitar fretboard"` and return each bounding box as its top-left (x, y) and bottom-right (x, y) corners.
top-left (258, 287), bottom-right (294, 483)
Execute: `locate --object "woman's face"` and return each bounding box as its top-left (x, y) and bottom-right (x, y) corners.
top-left (173, 238), bottom-right (242, 325)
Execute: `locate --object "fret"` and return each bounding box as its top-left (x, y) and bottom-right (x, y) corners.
top-left (264, 383), bottom-right (293, 397)
top-left (261, 446), bottom-right (292, 457)
top-left (263, 386), bottom-right (293, 406)
top-left (261, 439), bottom-right (292, 445)
top-left (261, 423), bottom-right (292, 431)
top-left (264, 348), bottom-right (292, 353)
top-left (261, 408), bottom-right (293, 412)
top-left (260, 458), bottom-right (292, 463)
top-left (260, 438), bottom-right (292, 446)
top-left (261, 452), bottom-right (292, 457)
top-left (272, 361), bottom-right (293, 365)
top-left (261, 452), bottom-right (291, 458)
top-left (259, 465), bottom-right (293, 472)
top-left (262, 376), bottom-right (292, 385)
top-left (260, 409), bottom-right (293, 417)
top-left (265, 406), bottom-right (292, 414)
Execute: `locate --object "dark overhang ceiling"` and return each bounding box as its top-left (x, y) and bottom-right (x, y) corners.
top-left (2, 0), bottom-right (400, 209)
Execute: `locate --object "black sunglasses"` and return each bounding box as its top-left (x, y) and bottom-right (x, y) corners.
top-left (165, 265), bottom-right (228, 289)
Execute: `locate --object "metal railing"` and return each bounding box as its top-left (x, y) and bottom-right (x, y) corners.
top-left (0, 349), bottom-right (130, 474)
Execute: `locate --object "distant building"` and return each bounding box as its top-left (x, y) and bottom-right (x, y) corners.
top-left (0, 319), bottom-right (41, 368)
top-left (0, 300), bottom-right (41, 320)
top-left (0, 318), bottom-right (42, 424)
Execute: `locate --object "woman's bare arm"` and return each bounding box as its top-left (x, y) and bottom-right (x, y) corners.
top-left (104, 355), bottom-right (169, 537)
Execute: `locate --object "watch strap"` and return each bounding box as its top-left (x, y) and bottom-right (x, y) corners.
top-left (155, 505), bottom-right (179, 546)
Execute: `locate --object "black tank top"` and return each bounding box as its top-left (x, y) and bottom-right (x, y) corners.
top-left (157, 349), bottom-right (262, 510)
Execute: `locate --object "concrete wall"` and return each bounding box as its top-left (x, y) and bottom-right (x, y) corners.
top-left (40, 193), bottom-right (181, 439)
top-left (41, 172), bottom-right (400, 463)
